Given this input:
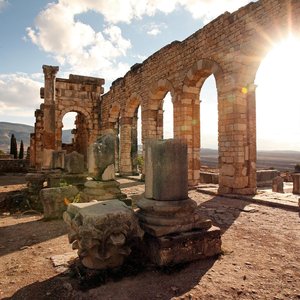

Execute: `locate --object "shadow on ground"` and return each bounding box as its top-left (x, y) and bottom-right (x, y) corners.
top-left (7, 255), bottom-right (218, 300)
top-left (0, 216), bottom-right (67, 257)
top-left (196, 194), bottom-right (251, 235)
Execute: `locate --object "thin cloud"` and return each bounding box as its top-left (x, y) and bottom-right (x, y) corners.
top-left (145, 22), bottom-right (167, 36)
top-left (26, 0), bottom-right (253, 77)
top-left (0, 74), bottom-right (42, 116)
top-left (0, 0), bottom-right (7, 12)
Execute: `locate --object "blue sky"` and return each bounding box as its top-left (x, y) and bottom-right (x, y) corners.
top-left (0, 0), bottom-right (299, 150)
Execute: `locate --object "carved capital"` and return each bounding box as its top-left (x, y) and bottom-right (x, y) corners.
top-left (42, 65), bottom-right (59, 79)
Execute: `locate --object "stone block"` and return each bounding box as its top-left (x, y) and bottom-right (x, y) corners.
top-left (40, 185), bottom-right (79, 219)
top-left (51, 150), bottom-right (66, 169)
top-left (272, 176), bottom-right (284, 193)
top-left (88, 133), bottom-right (115, 180)
top-left (292, 173), bottom-right (300, 194)
top-left (63, 200), bottom-right (143, 269)
top-left (145, 139), bottom-right (188, 201)
top-left (65, 151), bottom-right (85, 174)
top-left (143, 226), bottom-right (221, 266)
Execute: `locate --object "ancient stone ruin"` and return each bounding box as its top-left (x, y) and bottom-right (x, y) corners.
top-left (29, 0), bottom-right (300, 195)
top-left (63, 200), bottom-right (143, 269)
top-left (137, 139), bottom-right (221, 265)
top-left (25, 0), bottom-right (300, 271)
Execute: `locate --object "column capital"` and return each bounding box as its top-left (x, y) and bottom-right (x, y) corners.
top-left (42, 65), bottom-right (59, 79)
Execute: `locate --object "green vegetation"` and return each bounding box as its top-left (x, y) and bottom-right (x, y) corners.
top-left (10, 134), bottom-right (18, 159)
top-left (19, 140), bottom-right (24, 159)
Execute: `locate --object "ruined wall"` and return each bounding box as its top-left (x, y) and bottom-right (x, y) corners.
top-left (100, 0), bottom-right (300, 194)
top-left (0, 159), bottom-right (29, 173)
top-left (30, 68), bottom-right (104, 169)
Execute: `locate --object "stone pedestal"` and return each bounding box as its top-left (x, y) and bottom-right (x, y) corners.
top-left (80, 179), bottom-right (128, 203)
top-left (272, 176), bottom-right (284, 193)
top-left (292, 173), bottom-right (300, 194)
top-left (51, 150), bottom-right (66, 169)
top-left (137, 139), bottom-right (221, 266)
top-left (63, 200), bottom-right (143, 269)
top-left (40, 185), bottom-right (79, 219)
top-left (25, 172), bottom-right (47, 211)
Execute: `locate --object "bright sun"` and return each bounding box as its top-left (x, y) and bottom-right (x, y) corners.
top-left (255, 36), bottom-right (300, 151)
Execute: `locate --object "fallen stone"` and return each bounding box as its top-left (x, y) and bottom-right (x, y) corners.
top-left (63, 200), bottom-right (143, 269)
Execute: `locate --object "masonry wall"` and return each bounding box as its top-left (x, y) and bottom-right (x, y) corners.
top-left (0, 159), bottom-right (29, 173)
top-left (100, 0), bottom-right (300, 194)
top-left (30, 70), bottom-right (104, 170)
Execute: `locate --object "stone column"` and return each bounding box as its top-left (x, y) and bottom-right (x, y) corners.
top-left (292, 173), bottom-right (300, 194)
top-left (217, 74), bottom-right (256, 195)
top-left (174, 91), bottom-right (200, 185)
top-left (246, 83), bottom-right (257, 192)
top-left (34, 108), bottom-right (44, 170)
top-left (137, 139), bottom-right (221, 266)
top-left (119, 117), bottom-right (133, 175)
top-left (42, 65), bottom-right (59, 169)
top-left (131, 114), bottom-right (138, 175)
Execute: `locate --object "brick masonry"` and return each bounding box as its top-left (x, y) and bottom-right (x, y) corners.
top-left (31, 0), bottom-right (300, 195)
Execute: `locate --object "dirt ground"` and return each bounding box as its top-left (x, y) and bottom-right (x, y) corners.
top-left (0, 174), bottom-right (299, 300)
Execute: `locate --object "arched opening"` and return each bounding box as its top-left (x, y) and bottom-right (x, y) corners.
top-left (162, 92), bottom-right (174, 139)
top-left (255, 36), bottom-right (300, 190)
top-left (61, 111), bottom-right (89, 162)
top-left (199, 75), bottom-right (218, 175)
top-left (108, 102), bottom-right (121, 173)
top-left (119, 94), bottom-right (142, 176)
top-left (182, 59), bottom-right (223, 185)
top-left (131, 105), bottom-right (142, 175)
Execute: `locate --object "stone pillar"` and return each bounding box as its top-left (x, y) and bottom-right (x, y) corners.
top-left (119, 117), bottom-right (133, 175)
top-left (174, 92), bottom-right (200, 186)
top-left (292, 173), bottom-right (300, 194)
top-left (83, 132), bottom-right (128, 203)
top-left (137, 139), bottom-right (221, 266)
top-left (218, 76), bottom-right (256, 195)
top-left (246, 83), bottom-right (257, 192)
top-left (29, 133), bottom-right (36, 168)
top-left (272, 176), bottom-right (284, 193)
top-left (131, 114), bottom-right (138, 175)
top-left (42, 65), bottom-right (59, 169)
top-left (34, 108), bottom-right (44, 170)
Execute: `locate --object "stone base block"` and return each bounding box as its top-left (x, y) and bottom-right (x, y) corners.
top-left (80, 179), bottom-right (127, 202)
top-left (143, 226), bottom-right (221, 266)
top-left (40, 186), bottom-right (79, 219)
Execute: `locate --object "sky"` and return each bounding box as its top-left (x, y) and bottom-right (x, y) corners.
top-left (0, 0), bottom-right (299, 150)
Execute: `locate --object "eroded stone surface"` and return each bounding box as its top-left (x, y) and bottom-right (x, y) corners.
top-left (40, 185), bottom-right (79, 219)
top-left (65, 151), bottom-right (85, 174)
top-left (63, 200), bottom-right (143, 269)
top-left (272, 176), bottom-right (284, 193)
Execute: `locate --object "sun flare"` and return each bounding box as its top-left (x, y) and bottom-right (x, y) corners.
top-left (255, 36), bottom-right (300, 150)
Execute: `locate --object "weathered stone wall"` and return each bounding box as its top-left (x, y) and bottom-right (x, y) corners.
top-left (100, 0), bottom-right (300, 194)
top-left (0, 159), bottom-right (29, 173)
top-left (30, 68), bottom-right (105, 170)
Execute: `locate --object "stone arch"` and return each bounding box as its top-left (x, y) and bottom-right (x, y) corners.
top-left (119, 93), bottom-right (143, 176)
top-left (108, 101), bottom-right (121, 172)
top-left (145, 79), bottom-right (175, 141)
top-left (148, 79), bottom-right (175, 109)
top-left (56, 106), bottom-right (93, 161)
top-left (57, 106), bottom-right (93, 131)
top-left (183, 59), bottom-right (224, 90)
top-left (178, 59), bottom-right (224, 185)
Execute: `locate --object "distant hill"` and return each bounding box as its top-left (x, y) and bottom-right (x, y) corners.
top-left (0, 122), bottom-right (72, 153)
top-left (201, 148), bottom-right (300, 171)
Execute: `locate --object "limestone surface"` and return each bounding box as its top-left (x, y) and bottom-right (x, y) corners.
top-left (63, 200), bottom-right (143, 269)
top-left (40, 185), bottom-right (79, 219)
